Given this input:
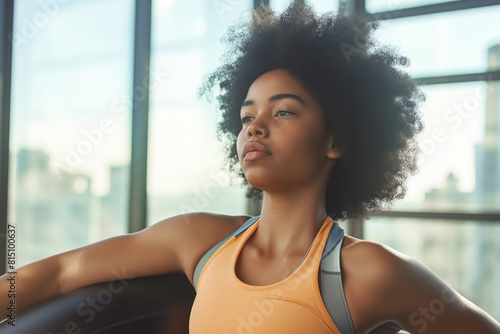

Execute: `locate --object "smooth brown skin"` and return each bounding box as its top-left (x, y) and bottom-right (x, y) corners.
top-left (1, 69), bottom-right (499, 333)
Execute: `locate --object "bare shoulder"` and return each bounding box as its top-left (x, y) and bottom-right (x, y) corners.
top-left (340, 236), bottom-right (410, 316)
top-left (147, 212), bottom-right (251, 287)
top-left (340, 235), bottom-right (500, 333)
top-left (340, 235), bottom-right (427, 332)
top-left (340, 235), bottom-right (411, 283)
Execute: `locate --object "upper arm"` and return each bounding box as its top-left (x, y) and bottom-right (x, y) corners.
top-left (391, 258), bottom-right (500, 333)
top-left (56, 212), bottom-right (208, 294)
top-left (349, 241), bottom-right (500, 333)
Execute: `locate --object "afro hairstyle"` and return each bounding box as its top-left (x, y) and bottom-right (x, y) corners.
top-left (197, 1), bottom-right (425, 221)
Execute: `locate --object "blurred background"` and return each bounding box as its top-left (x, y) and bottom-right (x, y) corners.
top-left (0, 0), bottom-right (499, 325)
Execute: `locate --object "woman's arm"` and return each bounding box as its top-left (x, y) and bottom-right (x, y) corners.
top-left (0, 212), bottom-right (205, 315)
top-left (345, 240), bottom-right (500, 333)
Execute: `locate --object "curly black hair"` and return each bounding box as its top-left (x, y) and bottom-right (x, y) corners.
top-left (197, 1), bottom-right (424, 221)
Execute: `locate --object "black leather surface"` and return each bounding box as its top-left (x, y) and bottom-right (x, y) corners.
top-left (0, 273), bottom-right (196, 334)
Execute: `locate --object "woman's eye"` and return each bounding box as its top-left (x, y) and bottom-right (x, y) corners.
top-left (241, 116), bottom-right (253, 124)
top-left (241, 111), bottom-right (292, 124)
top-left (276, 110), bottom-right (292, 117)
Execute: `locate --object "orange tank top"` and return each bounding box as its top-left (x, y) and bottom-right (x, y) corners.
top-left (189, 216), bottom-right (342, 334)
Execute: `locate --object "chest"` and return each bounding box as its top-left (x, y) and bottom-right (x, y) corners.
top-left (234, 247), bottom-right (323, 288)
top-left (234, 244), bottom-right (401, 334)
top-left (190, 242), bottom-right (339, 334)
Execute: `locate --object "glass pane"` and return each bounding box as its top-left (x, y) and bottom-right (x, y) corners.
top-left (272, 0), bottom-right (339, 15)
top-left (148, 0), bottom-right (254, 225)
top-left (366, 0), bottom-right (459, 13)
top-left (9, 0), bottom-right (134, 266)
top-left (365, 217), bottom-right (500, 323)
top-left (371, 5), bottom-right (500, 78)
top-left (307, 0), bottom-right (339, 14)
top-left (387, 81), bottom-right (500, 213)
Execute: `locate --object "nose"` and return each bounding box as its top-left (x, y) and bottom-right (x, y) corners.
top-left (246, 115), bottom-right (269, 138)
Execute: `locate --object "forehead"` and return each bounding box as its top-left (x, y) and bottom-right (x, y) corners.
top-left (244, 69), bottom-right (314, 102)
top-left (247, 69), bottom-right (307, 97)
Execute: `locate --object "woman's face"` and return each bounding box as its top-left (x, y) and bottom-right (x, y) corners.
top-left (236, 68), bottom-right (341, 193)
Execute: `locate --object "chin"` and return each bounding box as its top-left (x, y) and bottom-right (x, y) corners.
top-left (243, 172), bottom-right (272, 190)
top-left (245, 173), bottom-right (290, 194)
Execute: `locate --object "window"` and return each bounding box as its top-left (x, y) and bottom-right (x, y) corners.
top-left (9, 0), bottom-right (134, 266)
top-left (387, 81), bottom-right (500, 213)
top-left (371, 6), bottom-right (500, 77)
top-left (147, 0), bottom-right (253, 225)
top-left (272, 0), bottom-right (339, 14)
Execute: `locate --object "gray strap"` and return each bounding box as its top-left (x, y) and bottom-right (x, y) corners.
top-left (193, 216), bottom-right (260, 292)
top-left (320, 227), bottom-right (355, 334)
top-left (322, 223), bottom-right (344, 260)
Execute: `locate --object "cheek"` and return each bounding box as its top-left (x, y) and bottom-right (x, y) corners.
top-left (291, 126), bottom-right (328, 162)
top-left (296, 121), bottom-right (325, 147)
top-left (275, 133), bottom-right (313, 169)
top-left (236, 131), bottom-right (245, 160)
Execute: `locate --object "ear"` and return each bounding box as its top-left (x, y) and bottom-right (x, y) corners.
top-left (326, 132), bottom-right (342, 159)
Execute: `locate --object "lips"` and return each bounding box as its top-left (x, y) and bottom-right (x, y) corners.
top-left (243, 141), bottom-right (272, 159)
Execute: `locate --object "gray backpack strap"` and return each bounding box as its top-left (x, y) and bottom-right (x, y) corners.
top-left (320, 222), bottom-right (355, 334)
top-left (193, 215), bottom-right (260, 292)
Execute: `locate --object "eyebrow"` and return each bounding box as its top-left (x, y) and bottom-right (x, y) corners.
top-left (241, 93), bottom-right (307, 108)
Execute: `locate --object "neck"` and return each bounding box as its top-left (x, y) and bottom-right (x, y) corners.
top-left (250, 181), bottom-right (329, 259)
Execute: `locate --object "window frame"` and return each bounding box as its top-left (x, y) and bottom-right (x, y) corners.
top-left (0, 0), bottom-right (14, 275)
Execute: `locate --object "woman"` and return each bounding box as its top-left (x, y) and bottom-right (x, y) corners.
top-left (2, 2), bottom-right (500, 333)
